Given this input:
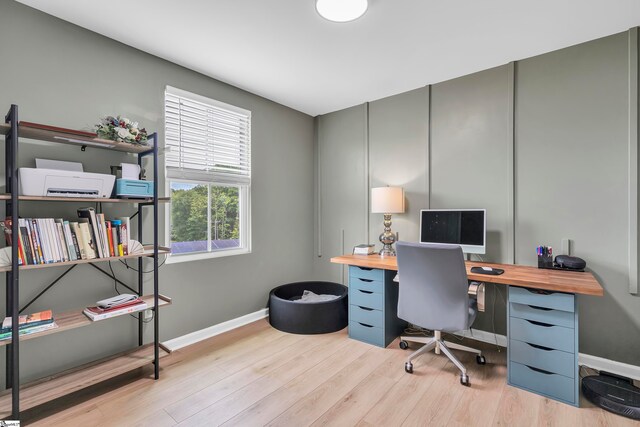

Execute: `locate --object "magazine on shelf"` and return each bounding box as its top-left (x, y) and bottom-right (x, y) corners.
top-left (0, 322), bottom-right (58, 340)
top-left (83, 299), bottom-right (148, 321)
top-left (2, 309), bottom-right (54, 332)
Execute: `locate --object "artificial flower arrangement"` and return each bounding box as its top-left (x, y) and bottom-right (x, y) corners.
top-left (95, 116), bottom-right (149, 146)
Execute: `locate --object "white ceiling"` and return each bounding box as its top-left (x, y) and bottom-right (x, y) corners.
top-left (17, 0), bottom-right (640, 117)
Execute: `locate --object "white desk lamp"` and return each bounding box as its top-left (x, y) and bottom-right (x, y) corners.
top-left (371, 186), bottom-right (405, 256)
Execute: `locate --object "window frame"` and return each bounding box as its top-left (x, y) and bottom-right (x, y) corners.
top-left (163, 87), bottom-right (252, 263)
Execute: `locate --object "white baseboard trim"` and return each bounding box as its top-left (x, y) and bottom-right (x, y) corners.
top-left (163, 312), bottom-right (640, 382)
top-left (579, 353), bottom-right (640, 381)
top-left (163, 308), bottom-right (269, 351)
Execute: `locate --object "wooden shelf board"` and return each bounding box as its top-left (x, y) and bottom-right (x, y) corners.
top-left (0, 294), bottom-right (171, 348)
top-left (0, 194), bottom-right (169, 204)
top-left (0, 343), bottom-right (170, 413)
top-left (0, 246), bottom-right (170, 273)
top-left (1, 122), bottom-right (153, 154)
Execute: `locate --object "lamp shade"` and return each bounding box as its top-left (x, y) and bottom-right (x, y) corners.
top-left (371, 187), bottom-right (405, 214)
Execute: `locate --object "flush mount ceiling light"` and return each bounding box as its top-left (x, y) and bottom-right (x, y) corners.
top-left (315, 0), bottom-right (368, 23)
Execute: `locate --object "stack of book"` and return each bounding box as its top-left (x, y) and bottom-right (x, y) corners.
top-left (353, 244), bottom-right (376, 255)
top-left (83, 297), bottom-right (148, 321)
top-left (0, 309), bottom-right (58, 340)
top-left (1, 208), bottom-right (131, 265)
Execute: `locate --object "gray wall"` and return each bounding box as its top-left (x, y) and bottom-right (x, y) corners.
top-left (368, 88), bottom-right (430, 247)
top-left (314, 30), bottom-right (640, 365)
top-left (515, 32), bottom-right (638, 362)
top-left (430, 64), bottom-right (514, 334)
top-left (0, 0), bottom-right (314, 382)
top-left (313, 104), bottom-right (368, 285)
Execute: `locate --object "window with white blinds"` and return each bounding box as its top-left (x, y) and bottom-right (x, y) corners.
top-left (165, 86), bottom-right (251, 185)
top-left (164, 86), bottom-right (252, 262)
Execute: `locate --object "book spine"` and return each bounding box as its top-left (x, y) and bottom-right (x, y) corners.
top-left (37, 219), bottom-right (52, 263)
top-left (29, 219), bottom-right (44, 264)
top-left (52, 218), bottom-right (62, 262)
top-left (46, 218), bottom-right (61, 262)
top-left (84, 304), bottom-right (147, 321)
top-left (55, 220), bottom-right (69, 262)
top-left (116, 223), bottom-right (124, 256)
top-left (105, 221), bottom-right (114, 257)
top-left (70, 222), bottom-right (85, 260)
top-left (99, 214), bottom-right (110, 257)
top-left (78, 222), bottom-right (96, 259)
top-left (112, 225), bottom-right (121, 257)
top-left (34, 219), bottom-right (47, 263)
top-left (118, 217), bottom-right (129, 255)
top-left (63, 221), bottom-right (77, 261)
top-left (24, 219), bottom-right (40, 264)
top-left (69, 222), bottom-right (82, 260)
top-left (90, 209), bottom-right (104, 258)
top-left (77, 212), bottom-right (99, 258)
top-left (0, 323), bottom-right (57, 340)
top-left (0, 318), bottom-right (54, 334)
top-left (19, 221), bottom-right (33, 265)
top-left (15, 220), bottom-right (25, 265)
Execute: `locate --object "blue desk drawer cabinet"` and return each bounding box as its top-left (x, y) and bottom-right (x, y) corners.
top-left (348, 266), bottom-right (406, 347)
top-left (508, 286), bottom-right (579, 407)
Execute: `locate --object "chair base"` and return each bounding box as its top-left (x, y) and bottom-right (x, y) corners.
top-left (400, 331), bottom-right (484, 385)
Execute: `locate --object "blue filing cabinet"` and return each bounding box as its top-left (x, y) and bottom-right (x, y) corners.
top-left (348, 266), bottom-right (406, 347)
top-left (508, 286), bottom-right (579, 406)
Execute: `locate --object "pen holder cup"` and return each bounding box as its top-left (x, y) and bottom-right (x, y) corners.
top-left (537, 255), bottom-right (553, 269)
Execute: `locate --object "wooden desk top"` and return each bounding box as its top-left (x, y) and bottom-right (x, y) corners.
top-left (330, 254), bottom-right (604, 296)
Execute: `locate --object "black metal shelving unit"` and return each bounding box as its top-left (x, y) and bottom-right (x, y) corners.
top-left (1, 104), bottom-right (166, 419)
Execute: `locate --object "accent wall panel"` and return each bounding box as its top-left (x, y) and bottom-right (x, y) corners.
top-left (430, 64), bottom-right (514, 334)
top-left (368, 87), bottom-right (430, 245)
top-left (515, 32), bottom-right (640, 364)
top-left (314, 104), bottom-right (368, 284)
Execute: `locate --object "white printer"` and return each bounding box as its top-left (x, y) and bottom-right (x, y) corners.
top-left (19, 159), bottom-right (116, 198)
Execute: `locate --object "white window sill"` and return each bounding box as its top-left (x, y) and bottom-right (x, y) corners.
top-left (165, 247), bottom-right (251, 264)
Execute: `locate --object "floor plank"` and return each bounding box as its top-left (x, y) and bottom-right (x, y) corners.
top-left (177, 333), bottom-right (352, 426)
top-left (223, 339), bottom-right (372, 427)
top-left (266, 345), bottom-right (396, 427)
top-left (17, 319), bottom-right (635, 427)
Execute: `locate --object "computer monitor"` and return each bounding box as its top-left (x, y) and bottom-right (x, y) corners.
top-left (419, 209), bottom-right (486, 254)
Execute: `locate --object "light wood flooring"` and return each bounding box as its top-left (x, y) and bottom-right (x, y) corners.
top-left (20, 319), bottom-right (635, 426)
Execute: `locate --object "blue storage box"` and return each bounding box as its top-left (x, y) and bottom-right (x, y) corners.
top-left (115, 179), bottom-right (154, 198)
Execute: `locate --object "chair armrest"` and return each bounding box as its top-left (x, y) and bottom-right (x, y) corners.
top-left (468, 281), bottom-right (486, 312)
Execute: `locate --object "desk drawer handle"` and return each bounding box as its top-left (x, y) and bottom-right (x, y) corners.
top-left (358, 290), bottom-right (374, 295)
top-left (525, 365), bottom-right (555, 375)
top-left (526, 342), bottom-right (553, 351)
top-left (358, 322), bottom-right (374, 328)
top-left (358, 278), bottom-right (374, 283)
top-left (528, 305), bottom-right (553, 311)
top-left (358, 306), bottom-right (374, 311)
top-left (525, 319), bottom-right (553, 328)
top-left (525, 289), bottom-right (554, 296)
top-left (358, 267), bottom-right (373, 271)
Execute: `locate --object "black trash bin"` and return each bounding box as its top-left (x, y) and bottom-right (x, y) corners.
top-left (268, 281), bottom-right (348, 334)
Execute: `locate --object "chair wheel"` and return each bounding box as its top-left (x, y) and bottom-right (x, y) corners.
top-left (399, 340), bottom-right (409, 350)
top-left (460, 373), bottom-right (470, 386)
top-left (476, 355), bottom-right (486, 365)
top-left (405, 362), bottom-right (413, 374)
